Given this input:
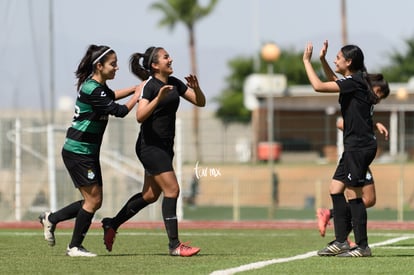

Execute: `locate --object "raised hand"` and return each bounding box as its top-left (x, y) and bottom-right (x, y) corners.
top-left (184, 74), bottom-right (200, 90)
top-left (320, 40), bottom-right (328, 59)
top-left (303, 42), bottom-right (314, 62)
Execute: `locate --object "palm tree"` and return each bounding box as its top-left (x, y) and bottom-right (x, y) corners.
top-left (341, 0), bottom-right (348, 45)
top-left (151, 0), bottom-right (219, 162)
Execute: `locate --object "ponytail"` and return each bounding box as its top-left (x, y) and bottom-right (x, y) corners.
top-left (364, 73), bottom-right (390, 104)
top-left (129, 53), bottom-right (151, 81)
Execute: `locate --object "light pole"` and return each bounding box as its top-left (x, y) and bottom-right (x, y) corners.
top-left (396, 87), bottom-right (408, 221)
top-left (261, 42), bottom-right (281, 218)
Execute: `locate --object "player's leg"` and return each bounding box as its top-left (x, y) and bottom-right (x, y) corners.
top-left (102, 173), bottom-right (161, 252)
top-left (337, 150), bottom-right (376, 257)
top-left (344, 168), bottom-right (375, 246)
top-left (66, 183), bottom-right (102, 257)
top-left (318, 179), bottom-right (351, 256)
top-left (154, 171), bottom-right (200, 256)
top-left (39, 200), bottom-right (83, 246)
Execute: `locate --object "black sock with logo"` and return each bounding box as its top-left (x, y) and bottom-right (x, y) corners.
top-left (162, 197), bottom-right (179, 249)
top-left (69, 208), bottom-right (94, 248)
top-left (49, 200), bottom-right (83, 224)
top-left (111, 193), bottom-right (149, 230)
top-left (348, 198), bottom-right (368, 248)
top-left (331, 193), bottom-right (348, 243)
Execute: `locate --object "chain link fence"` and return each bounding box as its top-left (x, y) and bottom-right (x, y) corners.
top-left (0, 109), bottom-right (412, 221)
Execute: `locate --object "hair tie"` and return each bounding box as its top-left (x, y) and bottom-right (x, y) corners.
top-left (92, 48), bottom-right (112, 65)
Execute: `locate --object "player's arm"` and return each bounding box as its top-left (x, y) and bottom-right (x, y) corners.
top-left (338, 117), bottom-right (389, 140)
top-left (303, 42), bottom-right (340, 93)
top-left (375, 122), bottom-right (389, 140)
top-left (182, 74), bottom-right (206, 107)
top-left (136, 85), bottom-right (173, 123)
top-left (114, 86), bottom-right (136, 100)
top-left (320, 40), bottom-right (338, 81)
top-left (336, 117), bottom-right (344, 131)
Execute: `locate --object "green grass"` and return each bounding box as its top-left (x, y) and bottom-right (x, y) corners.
top-left (1, 228), bottom-right (414, 274)
top-left (183, 206), bottom-right (414, 221)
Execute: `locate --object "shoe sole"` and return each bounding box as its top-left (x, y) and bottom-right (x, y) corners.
top-left (66, 252), bottom-right (97, 257)
top-left (39, 214), bottom-right (56, 246)
top-left (170, 248), bottom-right (201, 257)
top-left (337, 249), bottom-right (371, 257)
top-left (181, 248), bottom-right (201, 257)
top-left (317, 244), bottom-right (350, 256)
top-left (318, 253), bottom-right (342, 256)
top-left (66, 250), bottom-right (97, 257)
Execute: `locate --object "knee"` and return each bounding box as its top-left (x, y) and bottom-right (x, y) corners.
top-left (143, 193), bottom-right (160, 204)
top-left (166, 185), bottom-right (180, 198)
top-left (145, 196), bottom-right (158, 204)
top-left (173, 186), bottom-right (180, 197)
top-left (329, 180), bottom-right (344, 194)
top-left (92, 200), bottom-right (102, 212)
top-left (158, 181), bottom-right (180, 198)
top-left (85, 197), bottom-right (102, 212)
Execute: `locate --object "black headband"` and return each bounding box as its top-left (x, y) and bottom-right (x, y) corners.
top-left (147, 47), bottom-right (157, 69)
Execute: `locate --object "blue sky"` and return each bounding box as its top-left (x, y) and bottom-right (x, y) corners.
top-left (1, 0), bottom-right (413, 111)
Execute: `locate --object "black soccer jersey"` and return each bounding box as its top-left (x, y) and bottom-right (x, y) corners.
top-left (336, 72), bottom-right (377, 151)
top-left (139, 76), bottom-right (187, 143)
top-left (63, 78), bottom-right (129, 155)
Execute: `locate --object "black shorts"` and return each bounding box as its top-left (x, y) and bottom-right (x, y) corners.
top-left (136, 135), bottom-right (174, 175)
top-left (62, 149), bottom-right (102, 188)
top-left (333, 149), bottom-right (376, 187)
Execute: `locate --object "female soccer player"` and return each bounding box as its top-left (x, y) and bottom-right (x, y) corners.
top-left (303, 41), bottom-right (388, 257)
top-left (102, 46), bottom-right (206, 257)
top-left (316, 41), bottom-right (390, 241)
top-left (39, 45), bottom-right (141, 257)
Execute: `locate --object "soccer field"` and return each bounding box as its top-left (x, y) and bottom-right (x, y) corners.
top-left (1, 227), bottom-right (414, 274)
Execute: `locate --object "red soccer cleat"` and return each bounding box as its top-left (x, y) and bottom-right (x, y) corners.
top-left (169, 242), bottom-right (201, 257)
top-left (102, 218), bottom-right (116, 252)
top-left (316, 208), bottom-right (331, 237)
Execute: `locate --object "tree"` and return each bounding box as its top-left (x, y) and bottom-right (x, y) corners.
top-left (214, 48), bottom-right (322, 124)
top-left (215, 56), bottom-right (254, 125)
top-left (381, 37), bottom-right (414, 82)
top-left (151, 0), bottom-right (219, 162)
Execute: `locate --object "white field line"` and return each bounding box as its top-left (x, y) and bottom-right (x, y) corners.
top-left (210, 236), bottom-right (414, 275)
top-left (210, 251), bottom-right (318, 275)
top-left (378, 246), bottom-right (414, 249)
